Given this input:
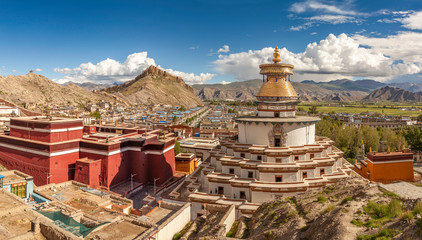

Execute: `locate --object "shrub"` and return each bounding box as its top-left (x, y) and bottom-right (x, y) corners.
top-left (341, 196), bottom-right (353, 205)
top-left (351, 219), bottom-right (364, 227)
top-left (317, 195), bottom-right (327, 203)
top-left (414, 201), bottom-right (422, 216)
top-left (401, 211), bottom-right (414, 221)
top-left (363, 199), bottom-right (401, 219)
top-left (226, 221), bottom-right (239, 237)
top-left (389, 199), bottom-right (402, 217)
top-left (320, 204), bottom-right (335, 214)
top-left (357, 228), bottom-right (401, 240)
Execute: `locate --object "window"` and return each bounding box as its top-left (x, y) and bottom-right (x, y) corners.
top-left (218, 187), bottom-right (224, 195)
top-left (240, 191), bottom-right (246, 199)
top-left (276, 158), bottom-right (282, 163)
top-left (257, 155), bottom-right (262, 161)
top-left (11, 183), bottom-right (26, 198)
top-left (275, 176), bottom-right (282, 182)
top-left (229, 168), bottom-right (235, 174)
top-left (240, 153), bottom-right (245, 158)
top-left (294, 156), bottom-right (299, 161)
top-left (248, 171), bottom-right (253, 178)
top-left (310, 154), bottom-right (315, 159)
top-left (320, 169), bottom-right (325, 176)
top-left (274, 112), bottom-right (280, 117)
top-left (79, 166), bottom-right (82, 171)
top-left (303, 172), bottom-right (307, 180)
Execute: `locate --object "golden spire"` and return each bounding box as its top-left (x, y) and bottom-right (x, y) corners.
top-left (272, 46), bottom-right (281, 63)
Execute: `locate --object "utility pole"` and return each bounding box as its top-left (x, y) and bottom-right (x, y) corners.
top-left (46, 173), bottom-right (52, 185)
top-left (130, 173), bottom-right (136, 190)
top-left (154, 178), bottom-right (160, 196)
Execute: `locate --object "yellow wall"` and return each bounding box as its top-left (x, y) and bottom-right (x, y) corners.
top-left (176, 159), bottom-right (196, 174)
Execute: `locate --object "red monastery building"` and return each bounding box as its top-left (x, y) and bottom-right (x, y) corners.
top-left (0, 117), bottom-right (175, 188)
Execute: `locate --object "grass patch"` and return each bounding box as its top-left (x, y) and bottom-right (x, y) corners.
top-left (226, 221), bottom-right (239, 238)
top-left (173, 221), bottom-right (193, 240)
top-left (351, 219), bottom-right (364, 227)
top-left (380, 189), bottom-right (400, 199)
top-left (317, 195), bottom-right (327, 203)
top-left (363, 199), bottom-right (402, 219)
top-left (300, 225), bottom-right (310, 232)
top-left (414, 201), bottom-right (422, 216)
top-left (400, 211), bottom-right (414, 221)
top-left (411, 182), bottom-right (422, 188)
top-left (320, 204), bottom-right (336, 214)
top-left (357, 228), bottom-right (401, 240)
top-left (341, 196), bottom-right (353, 205)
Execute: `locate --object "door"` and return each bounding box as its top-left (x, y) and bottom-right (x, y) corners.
top-left (274, 136), bottom-right (281, 147)
top-left (218, 186), bottom-right (224, 195)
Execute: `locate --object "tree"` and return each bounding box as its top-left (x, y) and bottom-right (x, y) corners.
top-left (174, 141), bottom-right (181, 155)
top-left (417, 115), bottom-right (422, 122)
top-left (402, 126), bottom-right (422, 151)
top-left (173, 116), bottom-right (177, 123)
top-left (91, 110), bottom-right (101, 120)
top-left (379, 128), bottom-right (406, 152)
top-left (179, 106), bottom-right (186, 112)
top-left (309, 105), bottom-right (318, 115)
top-left (359, 125), bottom-right (380, 153)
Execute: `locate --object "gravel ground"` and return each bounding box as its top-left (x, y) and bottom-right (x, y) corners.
top-left (379, 181), bottom-right (422, 199)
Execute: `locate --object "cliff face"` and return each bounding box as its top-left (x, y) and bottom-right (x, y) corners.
top-left (102, 66), bottom-right (203, 108)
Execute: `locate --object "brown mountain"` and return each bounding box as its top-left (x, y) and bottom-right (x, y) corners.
top-left (0, 71), bottom-right (114, 111)
top-left (102, 66), bottom-right (203, 108)
top-left (193, 79), bottom-right (368, 102)
top-left (363, 86), bottom-right (422, 102)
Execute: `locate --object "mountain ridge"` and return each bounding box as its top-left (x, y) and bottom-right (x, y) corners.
top-left (101, 65), bottom-right (203, 108)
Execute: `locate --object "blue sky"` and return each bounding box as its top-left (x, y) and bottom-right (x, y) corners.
top-left (1, 0), bottom-right (422, 84)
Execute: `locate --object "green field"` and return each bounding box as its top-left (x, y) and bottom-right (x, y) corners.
top-left (300, 104), bottom-right (422, 116)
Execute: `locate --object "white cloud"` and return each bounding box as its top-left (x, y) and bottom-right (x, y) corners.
top-left (310, 32), bottom-right (318, 35)
top-left (213, 33), bottom-right (421, 82)
top-left (161, 68), bottom-right (215, 85)
top-left (308, 15), bottom-right (357, 24)
top-left (189, 46), bottom-right (199, 50)
top-left (36, 68), bottom-right (43, 72)
top-left (290, 0), bottom-right (359, 16)
top-left (217, 45), bottom-right (230, 53)
top-left (220, 81), bottom-right (231, 85)
top-left (400, 11), bottom-right (422, 30)
top-left (353, 31), bottom-right (422, 64)
top-left (55, 52), bottom-right (215, 85)
top-left (12, 69), bottom-right (16, 73)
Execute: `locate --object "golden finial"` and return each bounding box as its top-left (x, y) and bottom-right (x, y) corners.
top-left (272, 46), bottom-right (281, 63)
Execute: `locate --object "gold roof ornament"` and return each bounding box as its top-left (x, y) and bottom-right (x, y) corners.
top-left (273, 46), bottom-right (281, 63)
top-left (256, 46), bottom-right (298, 102)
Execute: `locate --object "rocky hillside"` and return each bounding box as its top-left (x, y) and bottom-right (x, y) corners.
top-left (388, 82), bottom-right (422, 93)
top-left (102, 66), bottom-right (203, 108)
top-left (193, 79), bottom-right (368, 102)
top-left (0, 71), bottom-right (114, 110)
top-left (213, 178), bottom-right (422, 240)
top-left (363, 86), bottom-right (422, 102)
top-left (64, 81), bottom-right (119, 91)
